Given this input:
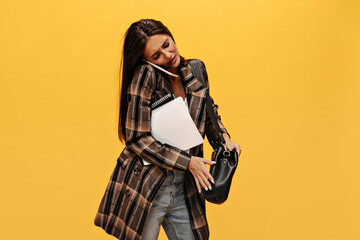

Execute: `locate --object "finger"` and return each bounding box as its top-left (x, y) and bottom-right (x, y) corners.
top-left (236, 146), bottom-right (240, 155)
top-left (194, 174), bottom-right (202, 193)
top-left (234, 145), bottom-right (241, 155)
top-left (199, 171), bottom-right (211, 190)
top-left (201, 162), bottom-right (214, 185)
top-left (197, 174), bottom-right (208, 191)
top-left (204, 159), bottom-right (216, 165)
top-left (205, 170), bottom-right (215, 184)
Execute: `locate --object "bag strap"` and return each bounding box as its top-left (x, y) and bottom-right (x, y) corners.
top-left (189, 60), bottom-right (226, 149)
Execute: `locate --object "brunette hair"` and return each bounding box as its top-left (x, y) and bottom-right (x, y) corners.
top-left (118, 19), bottom-right (186, 143)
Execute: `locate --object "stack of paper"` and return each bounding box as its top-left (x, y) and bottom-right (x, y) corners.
top-left (142, 97), bottom-right (204, 165)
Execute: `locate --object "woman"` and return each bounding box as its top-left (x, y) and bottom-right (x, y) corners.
top-left (94, 19), bottom-right (241, 240)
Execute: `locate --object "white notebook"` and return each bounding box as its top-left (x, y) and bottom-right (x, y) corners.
top-left (142, 96), bottom-right (204, 165)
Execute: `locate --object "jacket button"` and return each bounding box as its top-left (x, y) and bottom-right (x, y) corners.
top-left (125, 189), bottom-right (131, 197)
top-left (134, 168), bottom-right (141, 175)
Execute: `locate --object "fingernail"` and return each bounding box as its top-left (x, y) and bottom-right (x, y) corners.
top-left (211, 179), bottom-right (215, 184)
top-left (205, 187), bottom-right (208, 191)
top-left (199, 189), bottom-right (201, 193)
top-left (209, 185), bottom-right (212, 190)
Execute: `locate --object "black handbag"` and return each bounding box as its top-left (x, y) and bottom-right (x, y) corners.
top-left (189, 60), bottom-right (239, 204)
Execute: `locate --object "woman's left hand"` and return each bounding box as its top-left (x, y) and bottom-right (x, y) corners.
top-left (222, 133), bottom-right (242, 156)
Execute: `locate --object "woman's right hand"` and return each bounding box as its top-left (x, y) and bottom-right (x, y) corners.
top-left (188, 156), bottom-right (216, 193)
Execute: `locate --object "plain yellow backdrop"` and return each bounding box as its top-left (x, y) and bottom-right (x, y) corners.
top-left (1, 0), bottom-right (359, 239)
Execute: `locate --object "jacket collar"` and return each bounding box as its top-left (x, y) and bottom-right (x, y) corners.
top-left (179, 62), bottom-right (205, 92)
top-left (156, 61), bottom-right (205, 94)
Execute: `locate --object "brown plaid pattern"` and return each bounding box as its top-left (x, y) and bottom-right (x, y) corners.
top-left (94, 59), bottom-right (230, 240)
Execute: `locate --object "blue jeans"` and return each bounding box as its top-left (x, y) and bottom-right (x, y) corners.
top-left (141, 170), bottom-right (196, 240)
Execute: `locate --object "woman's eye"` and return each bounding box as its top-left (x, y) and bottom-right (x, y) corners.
top-left (164, 42), bottom-right (169, 48)
top-left (153, 55), bottom-right (159, 60)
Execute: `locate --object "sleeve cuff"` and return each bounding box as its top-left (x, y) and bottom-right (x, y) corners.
top-left (163, 143), bottom-right (192, 172)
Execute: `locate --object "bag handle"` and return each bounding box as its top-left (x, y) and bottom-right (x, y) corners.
top-left (189, 60), bottom-right (226, 149)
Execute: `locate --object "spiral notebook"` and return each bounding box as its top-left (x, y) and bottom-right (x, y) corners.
top-left (142, 93), bottom-right (204, 165)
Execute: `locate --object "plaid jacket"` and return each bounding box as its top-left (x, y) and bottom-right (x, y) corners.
top-left (94, 59), bottom-right (230, 240)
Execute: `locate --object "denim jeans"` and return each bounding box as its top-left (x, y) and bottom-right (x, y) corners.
top-left (141, 170), bottom-right (196, 240)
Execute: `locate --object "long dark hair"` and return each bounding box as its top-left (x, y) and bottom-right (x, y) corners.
top-left (118, 19), bottom-right (186, 143)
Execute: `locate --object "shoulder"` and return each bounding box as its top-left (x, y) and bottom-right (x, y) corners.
top-left (131, 62), bottom-right (157, 82)
top-left (184, 58), bottom-right (205, 66)
top-left (129, 62), bottom-right (157, 90)
top-left (186, 58), bottom-right (208, 80)
top-left (196, 59), bottom-right (207, 71)
top-left (185, 58), bottom-right (207, 73)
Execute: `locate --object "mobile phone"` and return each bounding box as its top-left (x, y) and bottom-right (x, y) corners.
top-left (142, 58), bottom-right (179, 78)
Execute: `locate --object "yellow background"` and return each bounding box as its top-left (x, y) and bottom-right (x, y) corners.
top-left (1, 0), bottom-right (359, 239)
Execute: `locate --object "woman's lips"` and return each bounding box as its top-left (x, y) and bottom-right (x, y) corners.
top-left (170, 56), bottom-right (176, 64)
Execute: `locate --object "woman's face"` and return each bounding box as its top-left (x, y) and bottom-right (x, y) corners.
top-left (143, 34), bottom-right (180, 70)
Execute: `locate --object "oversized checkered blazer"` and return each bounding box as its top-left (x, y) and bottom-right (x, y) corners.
top-left (94, 59), bottom-right (230, 240)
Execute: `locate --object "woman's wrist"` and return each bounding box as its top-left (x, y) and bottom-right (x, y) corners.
top-left (222, 132), bottom-right (231, 143)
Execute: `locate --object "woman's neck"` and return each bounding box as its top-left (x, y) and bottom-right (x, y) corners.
top-left (167, 66), bottom-right (180, 75)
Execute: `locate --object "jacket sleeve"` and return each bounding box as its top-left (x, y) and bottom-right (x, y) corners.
top-left (125, 64), bottom-right (192, 173)
top-left (199, 60), bottom-right (231, 142)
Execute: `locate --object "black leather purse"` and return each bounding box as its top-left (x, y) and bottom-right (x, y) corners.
top-left (190, 60), bottom-right (239, 204)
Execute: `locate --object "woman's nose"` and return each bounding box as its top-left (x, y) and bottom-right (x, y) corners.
top-left (163, 51), bottom-right (172, 60)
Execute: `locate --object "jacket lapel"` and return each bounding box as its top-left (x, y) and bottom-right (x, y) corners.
top-left (179, 63), bottom-right (208, 135)
top-left (156, 62), bottom-right (206, 94)
top-left (179, 63), bottom-right (206, 94)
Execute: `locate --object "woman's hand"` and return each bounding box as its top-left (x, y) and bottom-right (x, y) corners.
top-left (222, 133), bottom-right (242, 156)
top-left (188, 156), bottom-right (216, 193)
